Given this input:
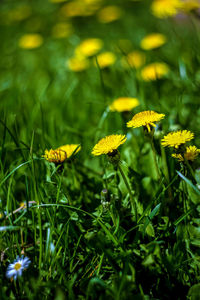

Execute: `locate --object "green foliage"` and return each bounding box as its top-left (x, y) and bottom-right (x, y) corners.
top-left (1, 0), bottom-right (200, 299)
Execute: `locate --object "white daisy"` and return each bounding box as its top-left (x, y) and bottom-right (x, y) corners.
top-left (6, 256), bottom-right (31, 280)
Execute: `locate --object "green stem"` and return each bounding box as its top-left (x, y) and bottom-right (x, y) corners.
top-left (30, 132), bottom-right (42, 272)
top-left (161, 146), bottom-right (173, 202)
top-left (185, 159), bottom-right (196, 181)
top-left (118, 164), bottom-right (137, 223)
top-left (150, 138), bottom-right (161, 181)
top-left (97, 253), bottom-right (104, 276)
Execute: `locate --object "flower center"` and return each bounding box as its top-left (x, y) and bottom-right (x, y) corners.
top-left (14, 262), bottom-right (22, 271)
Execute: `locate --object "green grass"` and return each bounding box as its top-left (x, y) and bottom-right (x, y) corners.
top-left (1, 0), bottom-right (200, 299)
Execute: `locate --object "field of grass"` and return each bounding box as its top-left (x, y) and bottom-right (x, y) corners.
top-left (1, 0), bottom-right (200, 299)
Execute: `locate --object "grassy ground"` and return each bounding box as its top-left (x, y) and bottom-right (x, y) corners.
top-left (1, 0), bottom-right (200, 299)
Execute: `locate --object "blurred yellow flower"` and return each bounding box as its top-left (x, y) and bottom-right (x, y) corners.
top-left (18, 34), bottom-right (43, 49)
top-left (7, 5), bottom-right (31, 22)
top-left (122, 51), bottom-right (146, 69)
top-left (161, 130), bottom-right (194, 149)
top-left (60, 2), bottom-right (84, 17)
top-left (172, 146), bottom-right (200, 161)
top-left (67, 56), bottom-right (90, 72)
top-left (97, 6), bottom-right (122, 23)
top-left (171, 153), bottom-right (184, 161)
top-left (184, 145), bottom-right (200, 161)
top-left (60, 1), bottom-right (100, 17)
top-left (75, 38), bottom-right (103, 57)
top-left (83, 0), bottom-right (103, 4)
top-left (140, 33), bottom-right (167, 50)
top-left (127, 110), bottom-right (165, 132)
top-left (109, 97), bottom-right (139, 112)
top-left (140, 62), bottom-right (169, 81)
top-left (92, 134), bottom-right (127, 156)
top-left (95, 52), bottom-right (116, 68)
top-left (43, 144), bottom-right (81, 163)
top-left (52, 22), bottom-right (73, 39)
top-left (182, 0), bottom-right (200, 12)
top-left (151, 0), bottom-right (183, 18)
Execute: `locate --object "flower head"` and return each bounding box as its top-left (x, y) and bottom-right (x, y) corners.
top-left (6, 256), bottom-right (31, 280)
top-left (60, 0), bottom-right (100, 17)
top-left (97, 6), bottom-right (122, 23)
top-left (140, 62), bottom-right (169, 81)
top-left (109, 97), bottom-right (139, 112)
top-left (67, 56), bottom-right (90, 72)
top-left (18, 34), bottom-right (43, 49)
top-left (52, 22), bottom-right (73, 39)
top-left (161, 130), bottom-right (194, 149)
top-left (172, 146), bottom-right (200, 161)
top-left (184, 145), bottom-right (200, 161)
top-left (151, 0), bottom-right (183, 18)
top-left (140, 33), bottom-right (167, 50)
top-left (75, 38), bottom-right (103, 57)
top-left (121, 51), bottom-right (146, 69)
top-left (127, 110), bottom-right (165, 132)
top-left (92, 134), bottom-right (127, 156)
top-left (95, 52), bottom-right (116, 69)
top-left (43, 144), bottom-right (81, 163)
top-left (172, 153), bottom-right (184, 161)
top-left (182, 0), bottom-right (200, 12)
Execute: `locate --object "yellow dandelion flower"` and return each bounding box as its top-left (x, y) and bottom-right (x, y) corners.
top-left (122, 51), bottom-right (146, 69)
top-left (140, 62), bottom-right (169, 81)
top-left (60, 1), bottom-right (99, 17)
top-left (140, 33), bottom-right (167, 50)
top-left (172, 146), bottom-right (200, 161)
top-left (43, 144), bottom-right (81, 163)
top-left (18, 34), bottom-right (43, 49)
top-left (58, 144), bottom-right (81, 158)
top-left (67, 55), bottom-right (90, 72)
top-left (127, 110), bottom-right (165, 132)
top-left (182, 0), bottom-right (200, 12)
top-left (184, 145), bottom-right (200, 161)
top-left (97, 6), bottom-right (122, 23)
top-left (109, 97), bottom-right (139, 112)
top-left (60, 2), bottom-right (84, 17)
top-left (83, 0), bottom-right (102, 4)
top-left (172, 153), bottom-right (184, 161)
top-left (75, 38), bottom-right (103, 57)
top-left (52, 22), bottom-right (73, 39)
top-left (95, 52), bottom-right (116, 69)
top-left (92, 134), bottom-right (127, 156)
top-left (151, 0), bottom-right (183, 18)
top-left (161, 130), bottom-right (194, 149)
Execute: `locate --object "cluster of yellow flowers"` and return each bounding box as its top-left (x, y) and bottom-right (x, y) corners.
top-left (43, 103), bottom-right (199, 165)
top-left (67, 38), bottom-right (116, 72)
top-left (120, 32), bottom-right (169, 81)
top-left (90, 111), bottom-right (199, 163)
top-left (161, 131), bottom-right (200, 161)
